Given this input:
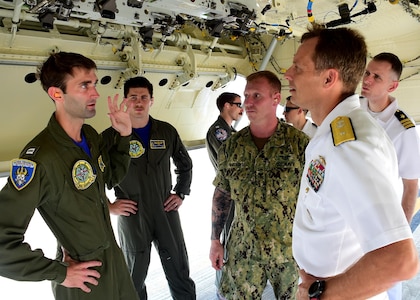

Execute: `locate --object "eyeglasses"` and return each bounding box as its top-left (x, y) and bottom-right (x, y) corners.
top-left (283, 106), bottom-right (299, 113)
top-left (230, 102), bottom-right (242, 108)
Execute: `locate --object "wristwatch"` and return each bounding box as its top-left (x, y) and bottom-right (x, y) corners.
top-left (176, 192), bottom-right (185, 200)
top-left (308, 280), bottom-right (326, 300)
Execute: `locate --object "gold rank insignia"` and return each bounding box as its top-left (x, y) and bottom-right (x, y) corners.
top-left (10, 159), bottom-right (36, 190)
top-left (394, 109), bottom-right (415, 129)
top-left (72, 160), bottom-right (96, 190)
top-left (129, 140), bottom-right (145, 158)
top-left (330, 116), bottom-right (356, 146)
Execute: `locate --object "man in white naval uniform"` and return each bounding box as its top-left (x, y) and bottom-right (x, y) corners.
top-left (361, 52), bottom-right (420, 224)
top-left (285, 24), bottom-right (419, 300)
top-left (360, 52), bottom-right (420, 300)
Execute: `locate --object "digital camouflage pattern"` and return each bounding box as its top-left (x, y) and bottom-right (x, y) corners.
top-left (214, 120), bottom-right (309, 299)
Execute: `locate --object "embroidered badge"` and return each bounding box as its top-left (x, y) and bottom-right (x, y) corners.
top-left (98, 155), bottom-right (105, 172)
top-left (129, 140), bottom-right (145, 158)
top-left (72, 160), bottom-right (96, 190)
top-left (307, 156), bottom-right (326, 192)
top-left (394, 109), bottom-right (415, 129)
top-left (330, 116), bottom-right (356, 146)
top-left (10, 159), bottom-right (36, 191)
top-left (150, 140), bottom-right (166, 149)
top-left (215, 128), bottom-right (228, 142)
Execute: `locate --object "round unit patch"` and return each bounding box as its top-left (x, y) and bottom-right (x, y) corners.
top-left (72, 160), bottom-right (96, 190)
top-left (129, 140), bottom-right (145, 158)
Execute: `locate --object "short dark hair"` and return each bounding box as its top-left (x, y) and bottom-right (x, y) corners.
top-left (246, 70), bottom-right (281, 93)
top-left (372, 52), bottom-right (403, 80)
top-left (216, 92), bottom-right (241, 112)
top-left (301, 24), bottom-right (367, 97)
top-left (124, 76), bottom-right (153, 98)
top-left (38, 52), bottom-right (96, 93)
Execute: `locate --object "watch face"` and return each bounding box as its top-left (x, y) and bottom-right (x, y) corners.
top-left (308, 280), bottom-right (325, 298)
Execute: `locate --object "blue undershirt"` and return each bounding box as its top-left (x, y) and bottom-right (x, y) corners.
top-left (134, 120), bottom-right (151, 148)
top-left (73, 133), bottom-right (92, 157)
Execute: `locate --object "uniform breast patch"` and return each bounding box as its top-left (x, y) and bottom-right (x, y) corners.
top-left (150, 140), bottom-right (166, 149)
top-left (72, 160), bottom-right (96, 190)
top-left (330, 116), bottom-right (356, 146)
top-left (394, 109), bottom-right (415, 129)
top-left (215, 128), bottom-right (228, 142)
top-left (307, 156), bottom-right (326, 192)
top-left (129, 140), bottom-right (145, 158)
top-left (10, 159), bottom-right (36, 190)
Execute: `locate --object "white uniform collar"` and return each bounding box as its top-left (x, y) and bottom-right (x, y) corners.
top-left (361, 95), bottom-right (398, 123)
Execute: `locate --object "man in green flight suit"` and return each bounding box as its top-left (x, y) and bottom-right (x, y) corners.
top-left (0, 52), bottom-right (139, 300)
top-left (106, 76), bottom-right (195, 300)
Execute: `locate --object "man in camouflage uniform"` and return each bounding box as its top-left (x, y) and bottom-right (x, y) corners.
top-left (209, 70), bottom-right (309, 299)
top-left (205, 92), bottom-right (243, 297)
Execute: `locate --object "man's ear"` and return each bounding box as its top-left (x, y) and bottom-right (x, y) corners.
top-left (47, 87), bottom-right (63, 102)
top-left (273, 92), bottom-right (281, 105)
top-left (388, 80), bottom-right (399, 93)
top-left (324, 69), bottom-right (338, 87)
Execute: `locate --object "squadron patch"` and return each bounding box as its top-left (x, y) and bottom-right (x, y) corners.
top-left (129, 140), bottom-right (145, 158)
top-left (394, 109), bottom-right (415, 129)
top-left (330, 116), bottom-right (356, 146)
top-left (150, 140), bottom-right (166, 149)
top-left (215, 128), bottom-right (228, 142)
top-left (98, 155), bottom-right (105, 172)
top-left (72, 160), bottom-right (96, 190)
top-left (10, 159), bottom-right (36, 191)
top-left (307, 156), bottom-right (326, 192)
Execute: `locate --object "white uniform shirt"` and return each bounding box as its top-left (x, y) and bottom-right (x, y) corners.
top-left (302, 119), bottom-right (317, 139)
top-left (293, 95), bottom-right (413, 298)
top-left (360, 96), bottom-right (420, 179)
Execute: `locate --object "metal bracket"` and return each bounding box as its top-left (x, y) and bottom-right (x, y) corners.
top-left (169, 45), bottom-right (197, 90)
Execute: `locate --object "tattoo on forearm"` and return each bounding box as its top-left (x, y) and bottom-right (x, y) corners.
top-left (211, 187), bottom-right (231, 240)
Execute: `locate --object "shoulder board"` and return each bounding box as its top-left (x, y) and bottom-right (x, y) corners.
top-left (394, 109), bottom-right (415, 129)
top-left (330, 116), bottom-right (356, 146)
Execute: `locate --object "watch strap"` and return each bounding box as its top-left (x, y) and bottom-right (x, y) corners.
top-left (177, 192), bottom-right (185, 200)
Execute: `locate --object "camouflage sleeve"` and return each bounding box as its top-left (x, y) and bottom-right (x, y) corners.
top-left (212, 141), bottom-right (230, 191)
top-left (211, 186), bottom-right (232, 240)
